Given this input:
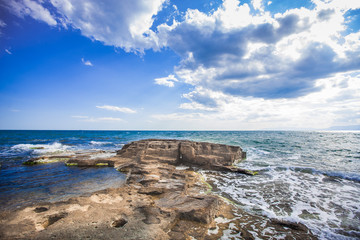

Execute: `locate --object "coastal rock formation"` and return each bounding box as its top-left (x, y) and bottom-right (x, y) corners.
top-left (0, 139), bottom-right (316, 239)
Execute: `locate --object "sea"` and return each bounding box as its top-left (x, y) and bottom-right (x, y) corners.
top-left (0, 130), bottom-right (359, 239)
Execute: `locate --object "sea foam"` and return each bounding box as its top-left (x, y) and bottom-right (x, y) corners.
top-left (11, 142), bottom-right (70, 154)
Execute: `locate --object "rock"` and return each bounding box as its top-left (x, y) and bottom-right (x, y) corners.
top-left (65, 159), bottom-right (115, 167)
top-left (34, 207), bottom-right (49, 213)
top-left (23, 156), bottom-right (71, 165)
top-left (111, 217), bottom-right (127, 228)
top-left (179, 141), bottom-right (243, 168)
top-left (271, 219), bottom-right (309, 232)
top-left (0, 139), bottom-right (317, 240)
top-left (155, 192), bottom-right (218, 223)
top-left (42, 212), bottom-right (68, 228)
top-left (116, 139), bottom-right (245, 170)
top-left (29, 147), bottom-right (45, 150)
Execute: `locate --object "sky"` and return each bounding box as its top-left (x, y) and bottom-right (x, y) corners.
top-left (0, 0), bottom-right (359, 130)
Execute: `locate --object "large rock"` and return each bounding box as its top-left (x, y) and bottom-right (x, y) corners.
top-left (116, 139), bottom-right (246, 169)
top-left (0, 139), bottom-right (317, 240)
top-left (179, 141), bottom-right (243, 168)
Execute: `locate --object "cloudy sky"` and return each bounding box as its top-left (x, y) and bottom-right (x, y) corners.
top-left (0, 0), bottom-right (359, 130)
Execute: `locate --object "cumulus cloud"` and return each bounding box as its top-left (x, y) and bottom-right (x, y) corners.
top-left (4, 0), bottom-right (167, 53)
top-left (81, 58), bottom-right (93, 66)
top-left (153, 71), bottom-right (360, 129)
top-left (154, 74), bottom-right (178, 87)
top-left (252, 0), bottom-right (264, 12)
top-left (50, 0), bottom-right (167, 53)
top-left (6, 0), bottom-right (57, 26)
top-left (96, 105), bottom-right (136, 114)
top-left (155, 0), bottom-right (360, 100)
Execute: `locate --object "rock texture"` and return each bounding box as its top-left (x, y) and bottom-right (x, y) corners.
top-left (0, 139), bottom-right (317, 239)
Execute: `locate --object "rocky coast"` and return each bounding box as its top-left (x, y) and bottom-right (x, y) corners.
top-left (0, 139), bottom-right (317, 239)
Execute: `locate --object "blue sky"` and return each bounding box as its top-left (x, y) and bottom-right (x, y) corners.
top-left (0, 0), bottom-right (359, 130)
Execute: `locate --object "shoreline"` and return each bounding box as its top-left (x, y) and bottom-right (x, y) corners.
top-left (0, 139), bottom-right (317, 239)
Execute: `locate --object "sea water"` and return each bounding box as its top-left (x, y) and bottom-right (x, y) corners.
top-left (0, 130), bottom-right (359, 239)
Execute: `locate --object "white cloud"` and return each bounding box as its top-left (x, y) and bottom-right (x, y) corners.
top-left (313, 0), bottom-right (360, 11)
top-left (84, 117), bottom-right (123, 122)
top-left (72, 115), bottom-right (124, 122)
top-left (156, 0), bottom-right (360, 100)
top-left (152, 112), bottom-right (207, 121)
top-left (154, 74), bottom-right (178, 87)
top-left (50, 0), bottom-right (167, 53)
top-left (5, 0), bottom-right (167, 53)
top-left (0, 19), bottom-right (6, 34)
top-left (252, 0), bottom-right (264, 12)
top-left (7, 0), bottom-right (57, 26)
top-left (0, 19), bottom-right (6, 27)
top-left (96, 105), bottom-right (136, 114)
top-left (81, 58), bottom-right (93, 66)
top-left (5, 49), bottom-right (12, 54)
top-left (71, 115), bottom-right (89, 119)
top-left (96, 117), bottom-right (124, 122)
top-left (152, 71), bottom-right (360, 129)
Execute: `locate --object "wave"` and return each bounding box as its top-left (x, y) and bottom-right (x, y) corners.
top-left (205, 163), bottom-right (360, 240)
top-left (11, 142), bottom-right (70, 154)
top-left (284, 166), bottom-right (360, 183)
top-left (89, 152), bottom-right (116, 159)
top-left (255, 165), bottom-right (360, 183)
top-left (321, 170), bottom-right (360, 183)
top-left (90, 141), bottom-right (113, 146)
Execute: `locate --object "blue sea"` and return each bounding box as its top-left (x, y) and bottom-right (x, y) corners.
top-left (0, 130), bottom-right (359, 239)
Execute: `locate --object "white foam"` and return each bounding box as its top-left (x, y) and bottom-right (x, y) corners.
top-left (11, 142), bottom-right (70, 154)
top-left (175, 165), bottom-right (189, 170)
top-left (90, 141), bottom-right (112, 145)
top-left (89, 152), bottom-right (116, 159)
top-left (205, 165), bottom-right (360, 239)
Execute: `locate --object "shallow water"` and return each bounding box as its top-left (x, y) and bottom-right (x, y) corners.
top-left (0, 130), bottom-right (359, 239)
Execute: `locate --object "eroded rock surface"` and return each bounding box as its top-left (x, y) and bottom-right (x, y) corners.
top-left (0, 139), bottom-right (317, 239)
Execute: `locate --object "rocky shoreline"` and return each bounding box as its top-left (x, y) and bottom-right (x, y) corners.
top-left (0, 139), bottom-right (317, 239)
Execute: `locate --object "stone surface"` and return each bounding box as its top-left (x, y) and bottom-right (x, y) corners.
top-left (0, 139), bottom-right (317, 240)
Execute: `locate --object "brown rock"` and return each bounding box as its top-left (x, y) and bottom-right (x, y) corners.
top-left (179, 141), bottom-right (243, 168)
top-left (0, 139), bottom-right (317, 240)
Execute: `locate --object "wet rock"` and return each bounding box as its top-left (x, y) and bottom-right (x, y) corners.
top-left (23, 156), bottom-right (71, 165)
top-left (42, 212), bottom-right (68, 228)
top-left (271, 219), bottom-right (309, 232)
top-left (111, 218), bottom-right (127, 228)
top-left (65, 159), bottom-right (114, 167)
top-left (34, 207), bottom-right (49, 213)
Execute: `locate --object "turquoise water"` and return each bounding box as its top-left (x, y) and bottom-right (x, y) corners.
top-left (0, 130), bottom-right (359, 239)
